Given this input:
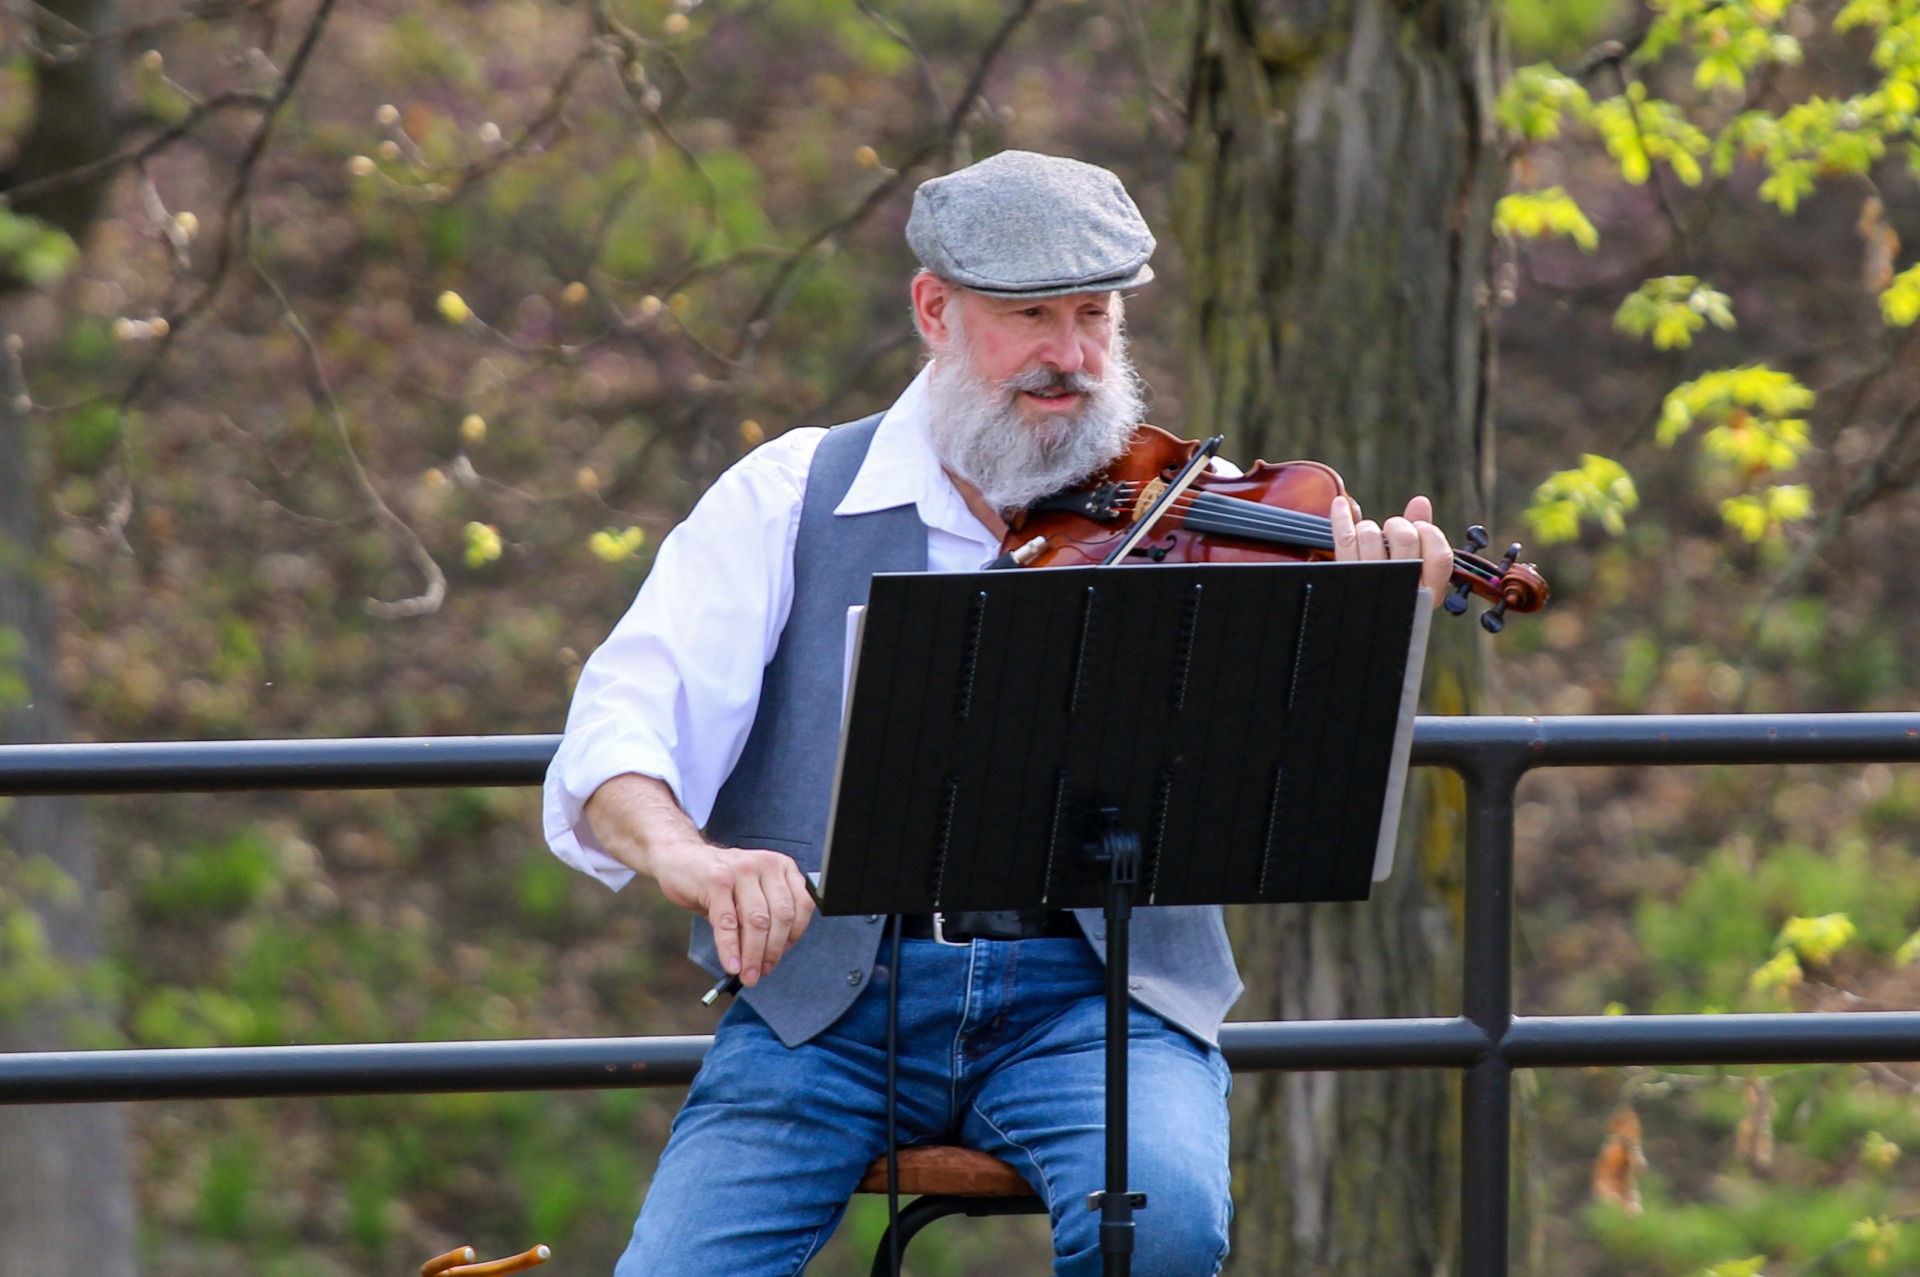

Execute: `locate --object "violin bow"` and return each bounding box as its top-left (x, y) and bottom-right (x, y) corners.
top-left (1099, 435), bottom-right (1225, 565)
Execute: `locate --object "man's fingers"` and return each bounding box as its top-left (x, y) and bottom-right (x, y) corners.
top-left (1336, 491), bottom-right (1451, 600)
top-left (784, 863), bottom-right (816, 946)
top-left (760, 875), bottom-right (798, 973)
top-left (1418, 521), bottom-right (1452, 597)
top-left (1383, 516), bottom-right (1421, 561)
top-left (735, 876), bottom-right (772, 986)
top-left (707, 861), bottom-right (742, 976)
top-left (682, 847), bottom-right (819, 984)
top-left (1330, 495), bottom-right (1360, 561)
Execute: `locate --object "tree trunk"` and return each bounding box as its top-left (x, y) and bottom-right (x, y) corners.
top-left (1177, 0), bottom-right (1501, 1271)
top-left (0, 331), bottom-right (140, 1277)
top-left (0, 0), bottom-right (138, 1272)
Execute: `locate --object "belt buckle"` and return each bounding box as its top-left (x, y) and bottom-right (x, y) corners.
top-left (930, 912), bottom-right (969, 947)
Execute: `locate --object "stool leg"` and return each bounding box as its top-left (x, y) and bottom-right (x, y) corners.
top-left (868, 1196), bottom-right (1049, 1277)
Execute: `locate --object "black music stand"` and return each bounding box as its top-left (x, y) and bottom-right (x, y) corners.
top-left (818, 560), bottom-right (1430, 1277)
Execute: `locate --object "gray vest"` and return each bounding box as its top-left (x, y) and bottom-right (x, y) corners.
top-left (698, 413), bottom-right (1243, 1047)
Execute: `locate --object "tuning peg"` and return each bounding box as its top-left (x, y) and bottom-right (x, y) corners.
top-left (1459, 525), bottom-right (1490, 555)
top-left (1443, 580), bottom-right (1472, 615)
top-left (1480, 600), bottom-right (1509, 633)
top-left (1498, 542), bottom-right (1522, 574)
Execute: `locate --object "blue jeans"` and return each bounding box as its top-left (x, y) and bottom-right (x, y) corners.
top-left (615, 935), bottom-right (1231, 1276)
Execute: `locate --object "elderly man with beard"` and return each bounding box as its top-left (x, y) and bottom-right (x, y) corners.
top-left (543, 151), bottom-right (1453, 1276)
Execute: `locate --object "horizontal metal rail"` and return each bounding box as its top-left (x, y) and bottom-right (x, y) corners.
top-left (5, 713), bottom-right (1920, 1277)
top-left (6, 714), bottom-right (1918, 797)
top-left (10, 1010), bottom-right (1920, 1106)
top-left (0, 734), bottom-right (557, 795)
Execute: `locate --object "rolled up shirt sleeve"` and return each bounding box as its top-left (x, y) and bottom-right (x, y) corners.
top-left (542, 429), bottom-right (823, 888)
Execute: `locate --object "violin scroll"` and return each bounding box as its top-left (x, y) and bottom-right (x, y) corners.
top-left (1443, 526), bottom-right (1550, 633)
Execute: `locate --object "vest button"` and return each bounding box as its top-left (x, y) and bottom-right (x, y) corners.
top-left (866, 915), bottom-right (880, 923)
top-left (847, 969), bottom-right (864, 986)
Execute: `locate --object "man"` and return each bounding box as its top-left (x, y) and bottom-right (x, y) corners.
top-left (543, 151), bottom-right (1453, 1275)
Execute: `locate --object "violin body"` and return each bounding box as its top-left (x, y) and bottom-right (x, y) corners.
top-left (1006, 425), bottom-right (1344, 567)
top-left (1000, 424), bottom-right (1549, 630)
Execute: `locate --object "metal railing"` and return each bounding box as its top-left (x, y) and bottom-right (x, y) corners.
top-left (5, 714), bottom-right (1920, 1275)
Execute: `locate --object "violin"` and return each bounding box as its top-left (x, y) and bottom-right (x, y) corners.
top-left (995, 424), bottom-right (1549, 632)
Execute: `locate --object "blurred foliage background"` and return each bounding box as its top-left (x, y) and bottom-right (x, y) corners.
top-left (11, 0), bottom-right (1920, 1271)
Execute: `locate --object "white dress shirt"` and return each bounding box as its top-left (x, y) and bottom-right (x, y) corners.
top-left (542, 367), bottom-right (1004, 889)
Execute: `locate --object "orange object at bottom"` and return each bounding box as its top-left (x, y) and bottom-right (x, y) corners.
top-left (420, 1243), bottom-right (551, 1276)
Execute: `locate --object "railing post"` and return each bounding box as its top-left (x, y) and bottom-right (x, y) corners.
top-left (1459, 749), bottom-right (1522, 1277)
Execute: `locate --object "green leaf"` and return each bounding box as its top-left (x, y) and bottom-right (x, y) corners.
top-left (1592, 88), bottom-right (1711, 187)
top-left (1701, 1258), bottom-right (1769, 1277)
top-left (1881, 262), bottom-right (1920, 325)
top-left (1524, 453), bottom-right (1641, 544)
top-left (1658, 366), bottom-right (1815, 447)
top-left (1496, 64), bottom-right (1594, 140)
top-left (1861, 1132), bottom-right (1903, 1170)
top-left (464, 521), bottom-right (502, 567)
top-left (1749, 947), bottom-right (1803, 992)
top-left (1777, 912), bottom-right (1857, 963)
top-left (0, 208), bottom-right (78, 289)
top-left (1615, 276), bottom-right (1737, 349)
top-left (1493, 187), bottom-right (1600, 250)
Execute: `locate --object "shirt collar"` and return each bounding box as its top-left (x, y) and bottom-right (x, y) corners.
top-left (835, 364), bottom-right (985, 538)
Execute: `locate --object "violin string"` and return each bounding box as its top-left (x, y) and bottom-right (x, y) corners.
top-left (1180, 506), bottom-right (1336, 549)
top-left (1129, 491), bottom-right (1341, 548)
top-left (1114, 485), bottom-right (1334, 534)
top-left (1106, 486), bottom-right (1497, 581)
top-left (1112, 482), bottom-right (1486, 559)
top-left (1116, 487), bottom-right (1336, 540)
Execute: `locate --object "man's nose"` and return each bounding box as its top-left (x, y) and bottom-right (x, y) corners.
top-left (1037, 325), bottom-right (1087, 375)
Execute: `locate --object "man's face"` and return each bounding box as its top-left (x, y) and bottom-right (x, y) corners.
top-left (939, 288), bottom-right (1118, 419)
top-left (914, 275), bottom-right (1144, 514)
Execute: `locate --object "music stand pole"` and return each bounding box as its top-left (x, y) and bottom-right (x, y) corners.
top-left (1085, 810), bottom-right (1145, 1275)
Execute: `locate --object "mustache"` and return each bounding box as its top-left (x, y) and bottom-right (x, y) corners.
top-left (1002, 366), bottom-right (1101, 397)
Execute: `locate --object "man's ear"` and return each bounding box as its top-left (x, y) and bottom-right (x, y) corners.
top-left (911, 272), bottom-right (956, 346)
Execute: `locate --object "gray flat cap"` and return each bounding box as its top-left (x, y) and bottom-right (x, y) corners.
top-left (907, 151), bottom-right (1155, 299)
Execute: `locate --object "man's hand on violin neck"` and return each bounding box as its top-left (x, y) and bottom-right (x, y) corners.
top-left (1331, 494), bottom-right (1453, 603)
top-left (584, 773), bottom-right (814, 987)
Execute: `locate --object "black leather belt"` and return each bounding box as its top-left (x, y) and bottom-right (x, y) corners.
top-left (895, 910), bottom-right (1082, 944)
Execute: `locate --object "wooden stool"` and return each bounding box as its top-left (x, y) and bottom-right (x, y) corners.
top-left (856, 1146), bottom-right (1047, 1276)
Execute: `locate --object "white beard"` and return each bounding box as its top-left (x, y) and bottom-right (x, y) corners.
top-left (924, 329), bottom-right (1144, 514)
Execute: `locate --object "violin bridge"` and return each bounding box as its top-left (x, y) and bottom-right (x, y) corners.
top-left (1131, 477), bottom-right (1168, 523)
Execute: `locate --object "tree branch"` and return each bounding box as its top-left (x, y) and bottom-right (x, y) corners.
top-left (444, 44), bottom-right (600, 203)
top-left (728, 0), bottom-right (1044, 366)
top-left (852, 0), bottom-right (947, 124)
top-left (20, 0), bottom-right (267, 62)
top-left (0, 91), bottom-right (274, 210)
top-left (115, 0), bottom-right (337, 410)
top-left (1108, 0), bottom-right (1185, 145)
top-left (1608, 61), bottom-right (1694, 270)
top-left (250, 256), bottom-right (447, 619)
top-left (1762, 390), bottom-right (1920, 607)
top-left (591, 3), bottom-right (722, 258)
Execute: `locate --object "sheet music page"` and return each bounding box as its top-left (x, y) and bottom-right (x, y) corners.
top-left (817, 604), bottom-right (866, 897)
top-left (1372, 588), bottom-right (1434, 882)
top-left (842, 605), bottom-right (865, 725)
